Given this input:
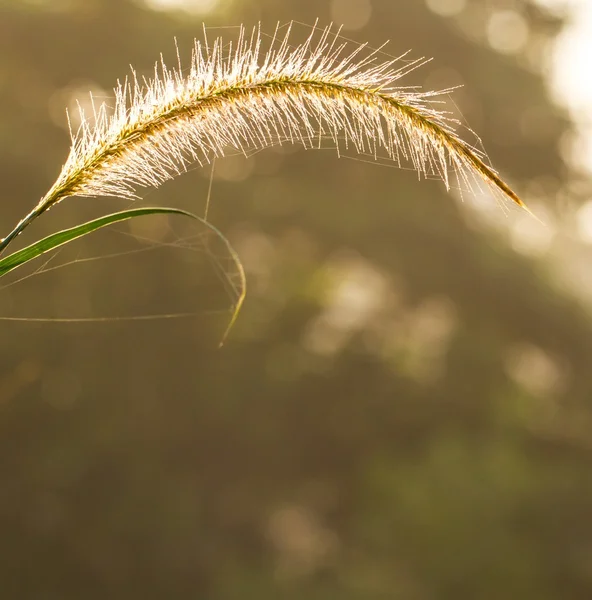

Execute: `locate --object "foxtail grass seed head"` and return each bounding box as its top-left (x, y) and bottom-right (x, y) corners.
top-left (12, 23), bottom-right (531, 250)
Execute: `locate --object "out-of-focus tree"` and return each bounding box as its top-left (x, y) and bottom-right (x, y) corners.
top-left (1, 1), bottom-right (591, 599)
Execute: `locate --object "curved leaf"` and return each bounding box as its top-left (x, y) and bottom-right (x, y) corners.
top-left (0, 207), bottom-right (246, 344)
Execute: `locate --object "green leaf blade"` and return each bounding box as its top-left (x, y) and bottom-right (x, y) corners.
top-left (0, 207), bottom-right (246, 344)
top-left (0, 207), bottom-right (195, 276)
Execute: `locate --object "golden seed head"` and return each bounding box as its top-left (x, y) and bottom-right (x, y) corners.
top-left (40, 23), bottom-right (526, 213)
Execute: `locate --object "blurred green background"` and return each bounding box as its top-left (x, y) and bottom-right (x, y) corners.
top-left (1, 0), bottom-right (592, 598)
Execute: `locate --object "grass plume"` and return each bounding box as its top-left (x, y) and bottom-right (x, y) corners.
top-left (0, 23), bottom-right (529, 253)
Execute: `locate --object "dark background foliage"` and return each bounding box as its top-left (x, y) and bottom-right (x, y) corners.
top-left (1, 0), bottom-right (591, 598)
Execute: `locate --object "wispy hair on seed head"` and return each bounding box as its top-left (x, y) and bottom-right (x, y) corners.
top-left (12, 22), bottom-right (531, 245)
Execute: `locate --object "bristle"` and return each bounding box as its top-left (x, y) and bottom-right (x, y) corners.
top-left (36, 23), bottom-right (527, 215)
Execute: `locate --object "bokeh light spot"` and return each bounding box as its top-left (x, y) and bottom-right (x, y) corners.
top-left (425, 0), bottom-right (466, 17)
top-left (487, 10), bottom-right (529, 54)
top-left (143, 0), bottom-right (219, 15)
top-left (330, 0), bottom-right (372, 31)
top-left (506, 344), bottom-right (567, 398)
